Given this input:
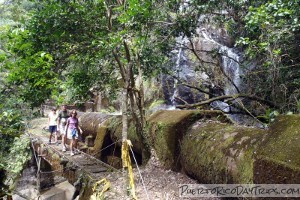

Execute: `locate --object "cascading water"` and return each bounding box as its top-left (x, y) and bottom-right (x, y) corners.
top-left (201, 29), bottom-right (242, 95)
top-left (162, 8), bottom-right (257, 125)
top-left (168, 34), bottom-right (197, 106)
top-left (201, 29), bottom-right (243, 115)
top-left (165, 27), bottom-right (243, 111)
top-left (201, 29), bottom-right (264, 126)
top-left (220, 46), bottom-right (241, 95)
top-left (169, 37), bottom-right (182, 105)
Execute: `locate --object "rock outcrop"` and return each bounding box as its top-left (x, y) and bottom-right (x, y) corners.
top-left (75, 111), bottom-right (300, 184)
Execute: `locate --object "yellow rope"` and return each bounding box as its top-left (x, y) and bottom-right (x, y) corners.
top-left (90, 178), bottom-right (111, 200)
top-left (122, 140), bottom-right (137, 200)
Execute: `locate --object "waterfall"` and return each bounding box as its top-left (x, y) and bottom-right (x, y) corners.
top-left (201, 29), bottom-right (242, 113)
top-left (201, 29), bottom-right (241, 95)
top-left (169, 35), bottom-right (191, 106)
top-left (220, 46), bottom-right (241, 95)
top-left (169, 37), bottom-right (182, 105)
top-left (166, 28), bottom-right (243, 110)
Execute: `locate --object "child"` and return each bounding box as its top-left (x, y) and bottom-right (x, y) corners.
top-left (48, 108), bottom-right (58, 144)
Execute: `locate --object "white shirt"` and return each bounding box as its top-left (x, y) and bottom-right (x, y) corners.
top-left (48, 111), bottom-right (58, 126)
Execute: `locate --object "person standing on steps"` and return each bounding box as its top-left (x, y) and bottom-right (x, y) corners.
top-left (57, 105), bottom-right (69, 152)
top-left (65, 110), bottom-right (82, 156)
top-left (48, 108), bottom-right (58, 144)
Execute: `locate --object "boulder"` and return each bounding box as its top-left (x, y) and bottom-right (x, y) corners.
top-left (78, 113), bottom-right (115, 158)
top-left (254, 115), bottom-right (300, 183)
top-left (78, 112), bottom-right (111, 138)
top-left (147, 110), bottom-right (230, 170)
top-left (180, 120), bottom-right (264, 183)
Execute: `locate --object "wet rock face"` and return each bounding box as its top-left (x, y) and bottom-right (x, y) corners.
top-left (161, 74), bottom-right (206, 105)
top-left (161, 75), bottom-right (176, 105)
top-left (160, 14), bottom-right (239, 107)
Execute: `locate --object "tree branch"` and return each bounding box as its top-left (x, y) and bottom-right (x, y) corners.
top-left (180, 83), bottom-right (216, 97)
top-left (176, 94), bottom-right (278, 109)
top-left (113, 50), bottom-right (126, 81)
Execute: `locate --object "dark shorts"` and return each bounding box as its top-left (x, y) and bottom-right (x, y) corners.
top-left (49, 125), bottom-right (57, 133)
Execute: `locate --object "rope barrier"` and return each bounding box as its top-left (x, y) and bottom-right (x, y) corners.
top-left (73, 145), bottom-right (121, 172)
top-left (129, 145), bottom-right (150, 200)
top-left (24, 119), bottom-right (129, 199)
top-left (26, 128), bottom-right (133, 200)
top-left (27, 126), bottom-right (123, 171)
top-left (25, 124), bottom-right (157, 200)
top-left (90, 139), bottom-right (121, 157)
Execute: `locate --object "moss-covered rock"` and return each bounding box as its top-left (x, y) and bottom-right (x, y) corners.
top-left (75, 111), bottom-right (300, 185)
top-left (181, 120), bottom-right (264, 184)
top-left (254, 115), bottom-right (300, 183)
top-left (147, 110), bottom-right (231, 170)
top-left (78, 113), bottom-right (114, 157)
top-left (90, 119), bottom-right (111, 158)
top-left (78, 112), bottom-right (110, 138)
top-left (108, 116), bottom-right (144, 154)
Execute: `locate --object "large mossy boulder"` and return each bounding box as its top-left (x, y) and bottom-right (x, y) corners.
top-left (69, 110), bottom-right (300, 186)
top-left (147, 110), bottom-right (231, 170)
top-left (254, 115), bottom-right (300, 183)
top-left (180, 120), bottom-right (264, 184)
top-left (78, 112), bottom-right (111, 138)
top-left (78, 113), bottom-right (113, 157)
top-left (107, 115), bottom-right (150, 164)
top-left (108, 116), bottom-right (144, 154)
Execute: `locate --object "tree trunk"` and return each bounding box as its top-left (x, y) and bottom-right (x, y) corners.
top-left (121, 88), bottom-right (128, 143)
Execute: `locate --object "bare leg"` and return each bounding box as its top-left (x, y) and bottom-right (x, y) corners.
top-left (70, 138), bottom-right (78, 156)
top-left (54, 131), bottom-right (58, 143)
top-left (62, 134), bottom-right (67, 150)
top-left (62, 135), bottom-right (65, 146)
top-left (70, 139), bottom-right (74, 152)
top-left (73, 139), bottom-right (77, 150)
top-left (49, 132), bottom-right (52, 143)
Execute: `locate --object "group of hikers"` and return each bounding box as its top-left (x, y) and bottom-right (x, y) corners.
top-left (48, 105), bottom-right (82, 156)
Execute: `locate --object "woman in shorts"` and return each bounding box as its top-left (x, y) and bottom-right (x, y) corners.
top-left (65, 110), bottom-right (82, 156)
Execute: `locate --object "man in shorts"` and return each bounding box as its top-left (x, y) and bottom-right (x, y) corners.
top-left (57, 105), bottom-right (69, 151)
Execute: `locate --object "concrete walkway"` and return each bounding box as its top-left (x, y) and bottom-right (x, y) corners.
top-left (27, 118), bottom-right (125, 199)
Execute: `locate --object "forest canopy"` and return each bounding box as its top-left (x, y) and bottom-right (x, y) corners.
top-left (0, 0), bottom-right (299, 111)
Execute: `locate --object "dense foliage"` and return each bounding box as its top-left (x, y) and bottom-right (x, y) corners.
top-left (2, 0), bottom-right (297, 112)
top-left (237, 0), bottom-right (300, 112)
top-left (0, 0), bottom-right (35, 197)
top-left (0, 104), bottom-right (31, 197)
